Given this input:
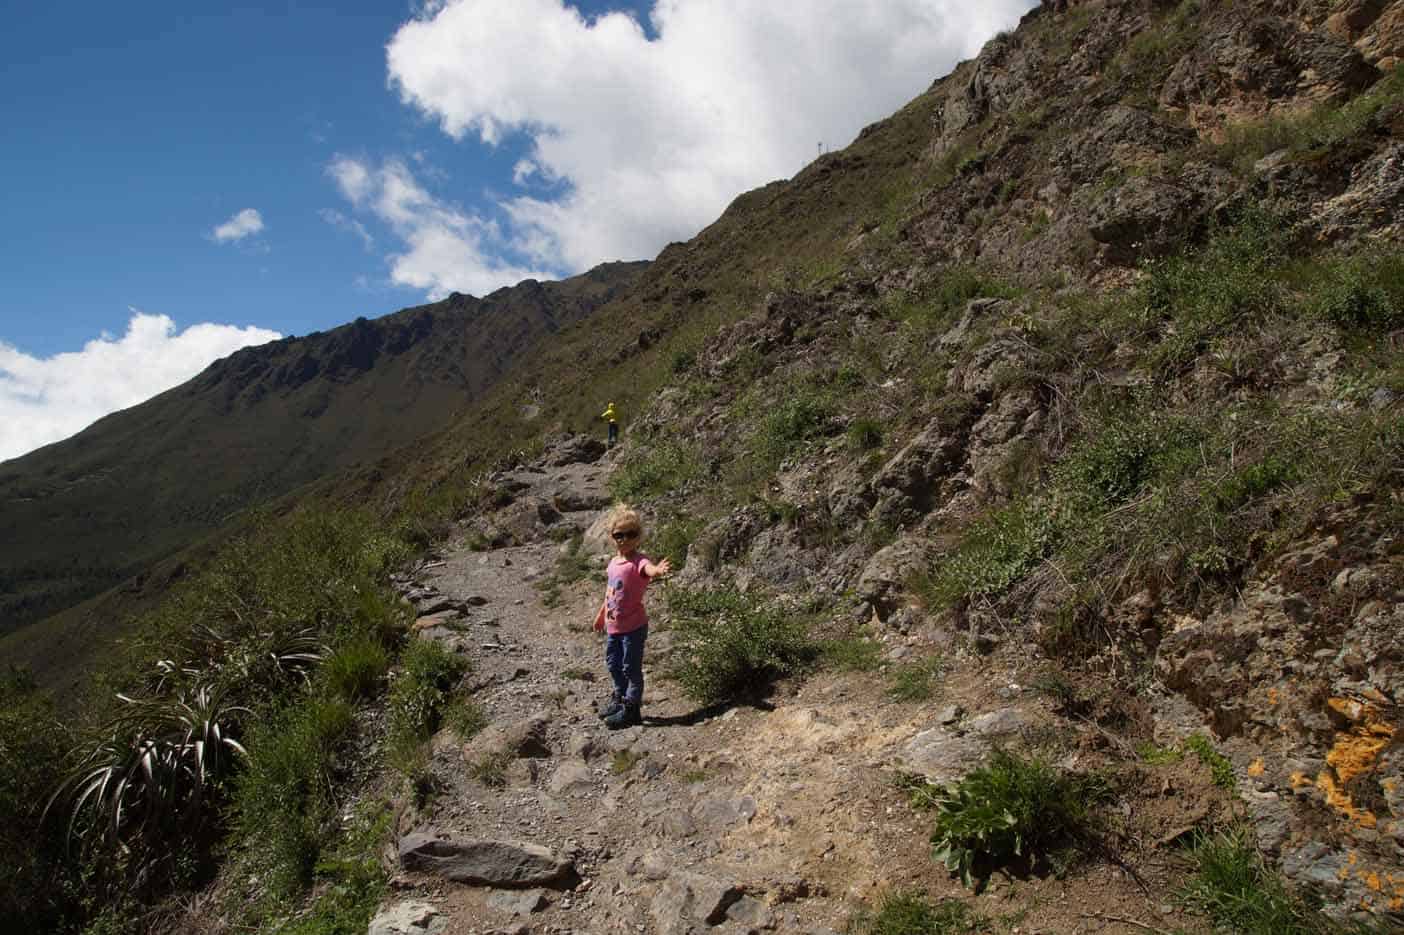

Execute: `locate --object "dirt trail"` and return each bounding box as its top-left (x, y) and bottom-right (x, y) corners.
top-left (383, 451), bottom-right (1215, 935)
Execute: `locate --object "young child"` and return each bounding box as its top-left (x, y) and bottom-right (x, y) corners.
top-left (593, 506), bottom-right (670, 729)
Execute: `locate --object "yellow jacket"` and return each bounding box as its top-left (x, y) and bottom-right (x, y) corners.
top-left (601, 404), bottom-right (618, 423)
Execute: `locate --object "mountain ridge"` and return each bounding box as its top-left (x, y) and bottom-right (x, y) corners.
top-left (0, 260), bottom-right (647, 641)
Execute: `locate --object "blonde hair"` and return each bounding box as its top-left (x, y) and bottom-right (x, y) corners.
top-left (608, 505), bottom-right (643, 536)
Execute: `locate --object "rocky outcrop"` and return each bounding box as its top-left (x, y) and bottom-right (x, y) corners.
top-left (1155, 505), bottom-right (1403, 916)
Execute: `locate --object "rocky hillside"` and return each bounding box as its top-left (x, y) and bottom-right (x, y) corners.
top-left (0, 261), bottom-right (645, 651)
top-left (404, 0), bottom-right (1402, 921)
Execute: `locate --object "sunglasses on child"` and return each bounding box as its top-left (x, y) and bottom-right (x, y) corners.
top-left (611, 529), bottom-right (640, 541)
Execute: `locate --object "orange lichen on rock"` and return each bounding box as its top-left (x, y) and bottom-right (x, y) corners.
top-left (1248, 758), bottom-right (1265, 777)
top-left (1314, 700), bottom-right (1395, 830)
top-left (1267, 686), bottom-right (1280, 706)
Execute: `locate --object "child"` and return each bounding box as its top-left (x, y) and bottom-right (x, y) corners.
top-left (593, 506), bottom-right (670, 729)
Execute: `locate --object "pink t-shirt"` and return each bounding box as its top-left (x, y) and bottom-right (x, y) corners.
top-left (604, 552), bottom-right (652, 635)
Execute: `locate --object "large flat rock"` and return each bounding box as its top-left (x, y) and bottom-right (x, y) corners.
top-left (399, 834), bottom-right (577, 889)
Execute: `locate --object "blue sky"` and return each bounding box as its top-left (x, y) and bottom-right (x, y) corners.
top-left (0, 0), bottom-right (1035, 461)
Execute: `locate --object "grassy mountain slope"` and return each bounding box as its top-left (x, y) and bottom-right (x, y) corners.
top-left (0, 261), bottom-right (646, 640)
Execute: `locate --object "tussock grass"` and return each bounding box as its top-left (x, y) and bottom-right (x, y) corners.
top-left (888, 654), bottom-right (946, 702)
top-left (850, 891), bottom-right (989, 934)
top-left (1185, 829), bottom-right (1398, 935)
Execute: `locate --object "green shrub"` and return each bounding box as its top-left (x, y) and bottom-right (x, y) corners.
top-left (1056, 412), bottom-right (1201, 510)
top-left (850, 891), bottom-right (988, 935)
top-left (930, 749), bottom-right (1110, 888)
top-left (1138, 209), bottom-right (1287, 374)
top-left (920, 500), bottom-right (1057, 606)
top-left (320, 636), bottom-right (389, 702)
top-left (0, 671), bottom-right (80, 933)
top-left (271, 802), bottom-right (390, 935)
top-left (667, 589), bottom-right (816, 704)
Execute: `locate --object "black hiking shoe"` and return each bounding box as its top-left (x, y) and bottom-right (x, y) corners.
top-left (604, 702), bottom-right (642, 730)
top-left (598, 692), bottom-right (623, 720)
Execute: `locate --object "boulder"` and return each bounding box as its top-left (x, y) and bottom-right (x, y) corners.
top-left (398, 834), bottom-right (578, 889)
top-left (367, 901), bottom-right (447, 935)
top-left (463, 714), bottom-right (552, 761)
top-left (486, 888), bottom-right (548, 916)
top-left (650, 871), bottom-right (743, 934)
top-left (899, 727), bottom-right (988, 785)
top-left (542, 434), bottom-right (606, 466)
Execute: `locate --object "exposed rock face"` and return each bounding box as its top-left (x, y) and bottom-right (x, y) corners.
top-left (1161, 15), bottom-right (1378, 129)
top-left (1155, 506), bottom-right (1403, 915)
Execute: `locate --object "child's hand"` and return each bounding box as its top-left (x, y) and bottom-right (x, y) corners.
top-left (592, 604), bottom-right (606, 632)
top-left (652, 557), bottom-right (672, 578)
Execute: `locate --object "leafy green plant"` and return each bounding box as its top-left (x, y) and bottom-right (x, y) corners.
top-left (49, 682), bottom-right (249, 886)
top-left (667, 588), bottom-right (816, 704)
top-left (1135, 742), bottom-right (1183, 766)
top-left (653, 514), bottom-right (704, 572)
top-left (919, 500), bottom-right (1057, 606)
top-left (850, 891), bottom-right (989, 935)
top-left (753, 390), bottom-right (834, 468)
top-left (929, 750), bottom-right (1110, 889)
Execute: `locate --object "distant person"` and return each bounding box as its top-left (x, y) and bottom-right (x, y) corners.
top-left (592, 506), bottom-right (670, 729)
top-left (601, 401), bottom-right (619, 448)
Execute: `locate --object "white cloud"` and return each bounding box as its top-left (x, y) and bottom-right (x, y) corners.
top-left (320, 208), bottom-right (376, 250)
top-left (0, 311), bottom-right (281, 462)
top-left (382, 0), bottom-right (1037, 277)
top-left (327, 155), bottom-right (555, 298)
top-left (210, 208), bottom-right (266, 243)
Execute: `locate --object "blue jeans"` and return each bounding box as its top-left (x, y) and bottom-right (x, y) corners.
top-left (605, 626), bottom-right (647, 705)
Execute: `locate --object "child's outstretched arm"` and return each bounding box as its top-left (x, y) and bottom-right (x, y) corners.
top-left (642, 557), bottom-right (672, 579)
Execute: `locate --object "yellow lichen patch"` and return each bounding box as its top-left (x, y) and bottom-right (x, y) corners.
top-left (1325, 708), bottom-right (1394, 787)
top-left (1290, 770), bottom-right (1311, 788)
top-left (1365, 870), bottom-right (1382, 892)
top-left (1328, 696), bottom-right (1367, 722)
top-left (1267, 686), bottom-right (1280, 706)
top-left (1317, 771), bottom-right (1380, 829)
top-left (1248, 758), bottom-right (1265, 777)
